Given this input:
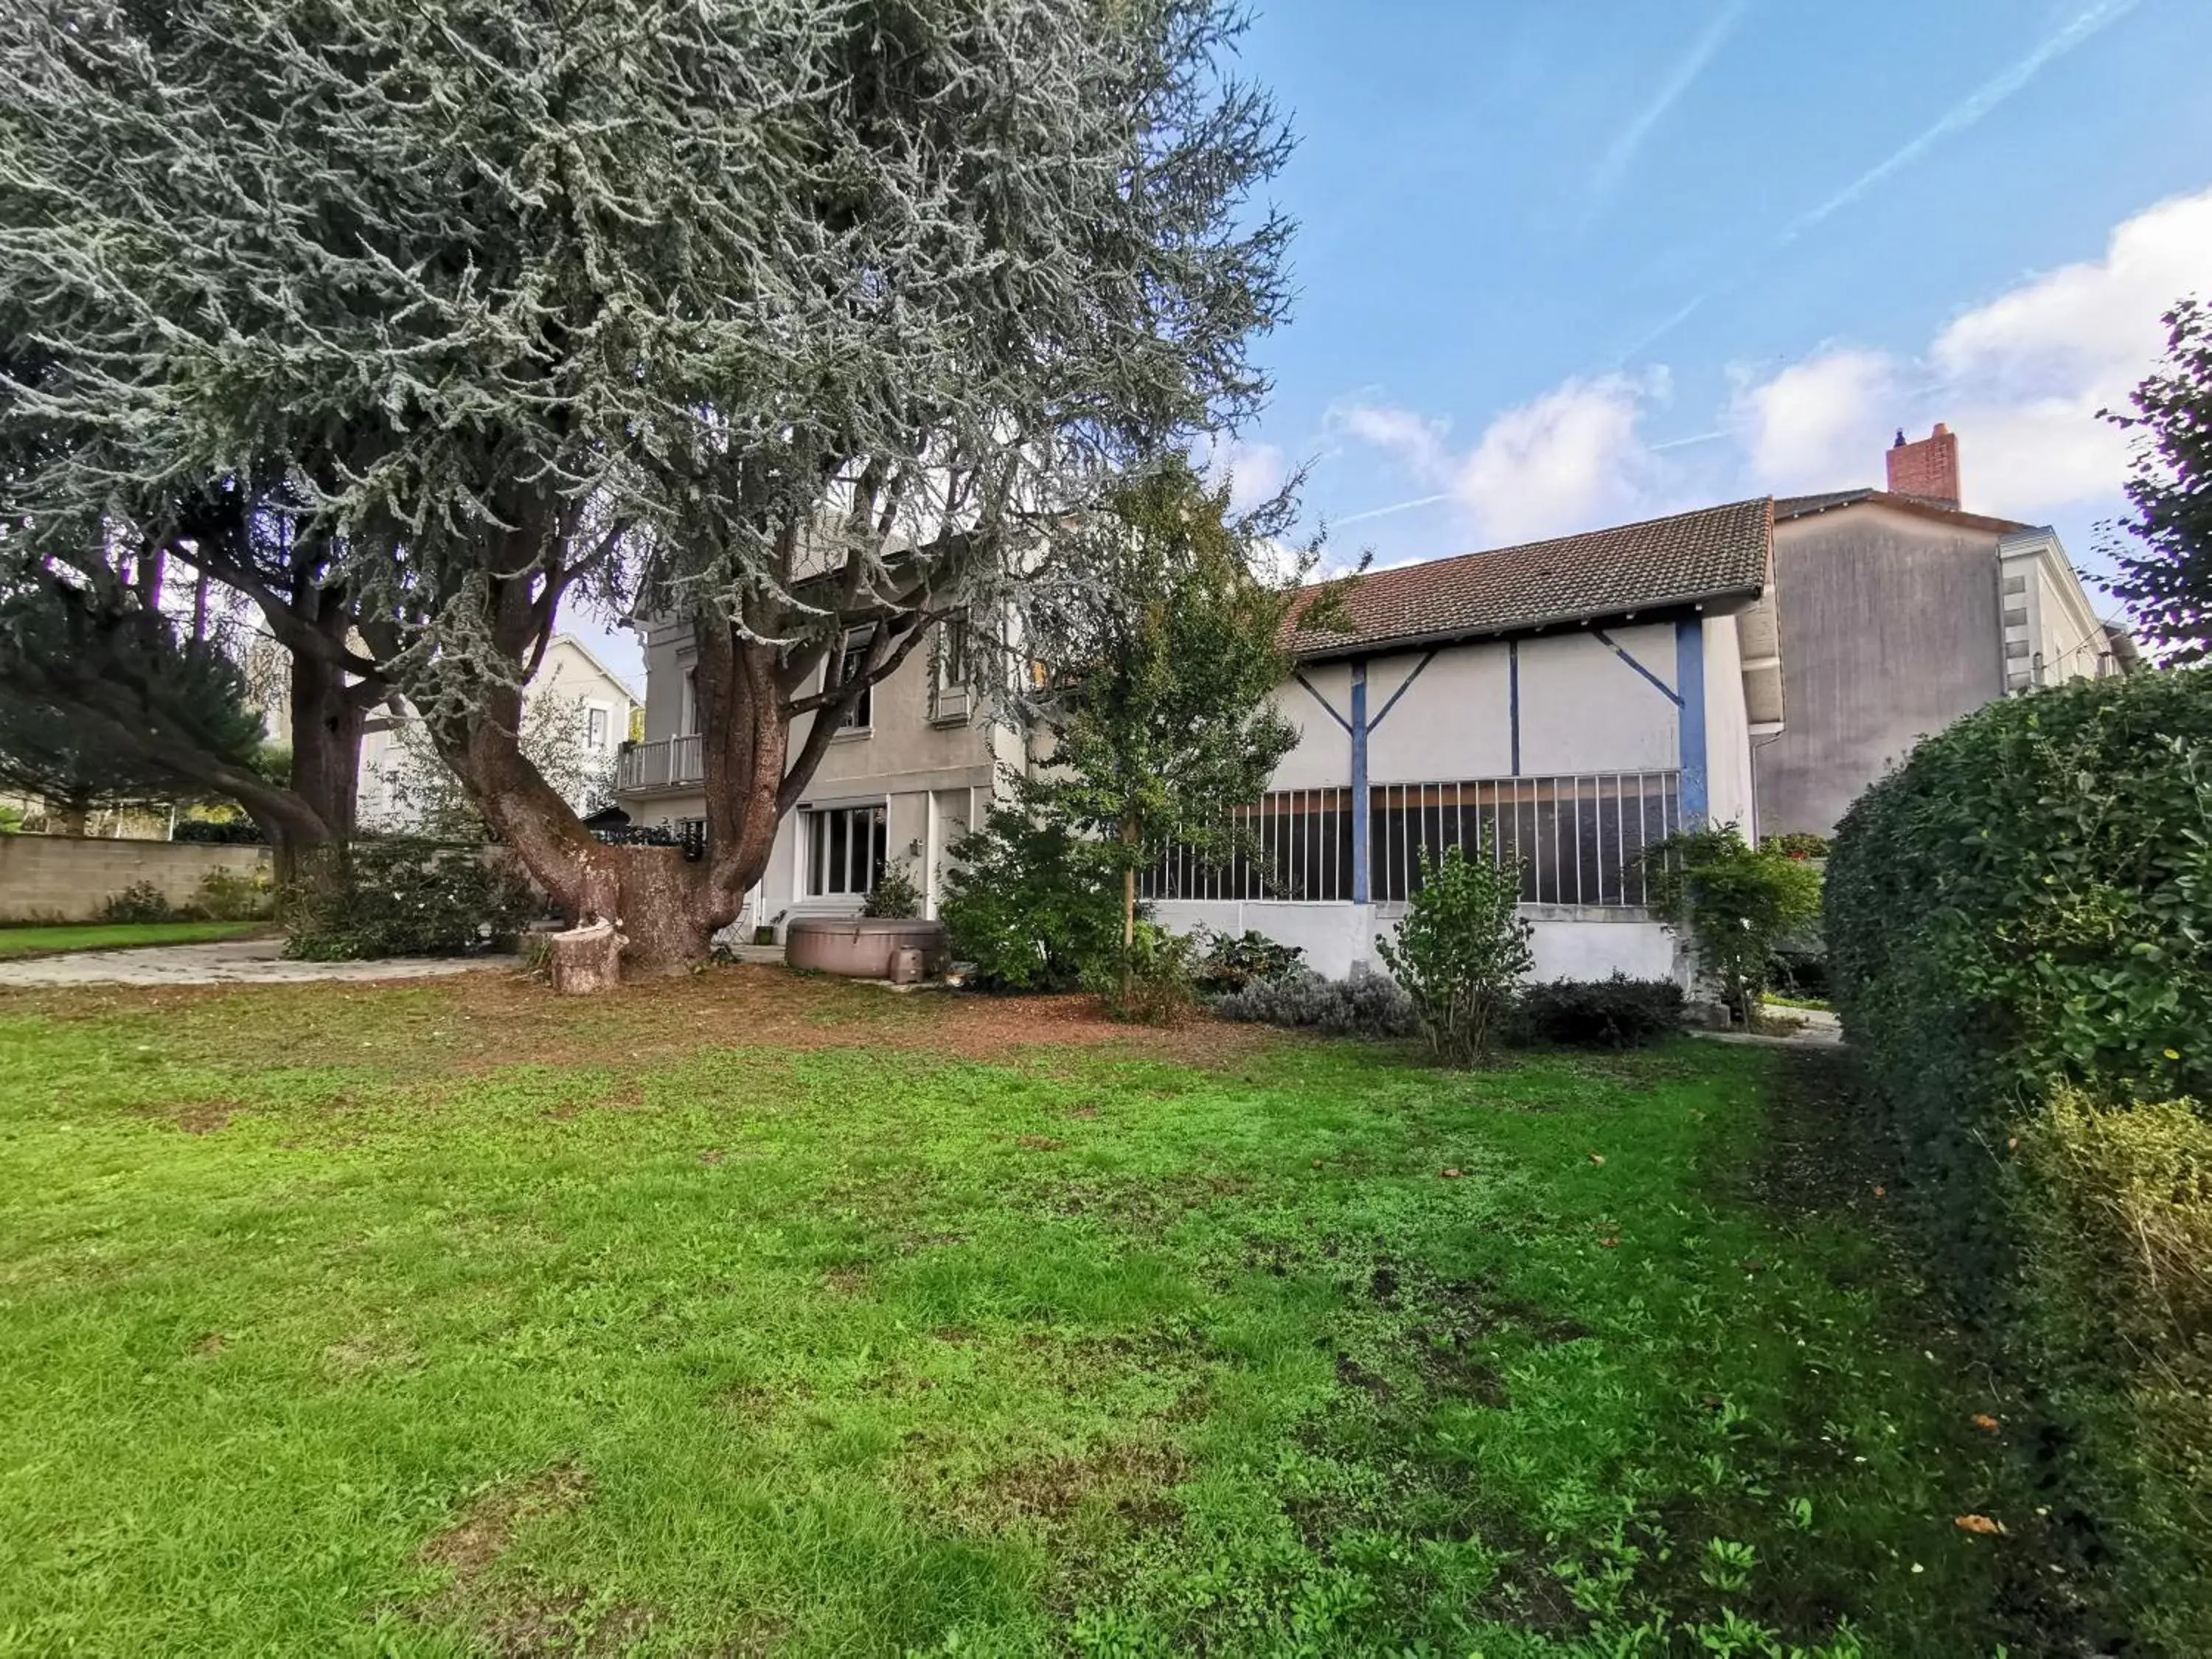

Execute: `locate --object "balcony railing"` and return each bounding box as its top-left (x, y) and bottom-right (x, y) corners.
top-left (616, 734), bottom-right (704, 793)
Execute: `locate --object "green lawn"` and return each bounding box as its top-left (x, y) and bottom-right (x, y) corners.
top-left (0, 919), bottom-right (263, 957)
top-left (0, 971), bottom-right (2040, 1656)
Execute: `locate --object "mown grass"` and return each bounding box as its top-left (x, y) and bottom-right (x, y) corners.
top-left (0, 973), bottom-right (2037, 1656)
top-left (0, 919), bottom-right (262, 958)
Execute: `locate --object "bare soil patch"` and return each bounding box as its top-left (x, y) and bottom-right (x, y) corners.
top-left (4, 964), bottom-right (1281, 1078)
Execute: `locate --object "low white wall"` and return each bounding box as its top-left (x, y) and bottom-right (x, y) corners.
top-left (1151, 898), bottom-right (1682, 987)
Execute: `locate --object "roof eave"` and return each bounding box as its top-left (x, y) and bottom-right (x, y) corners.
top-left (1290, 580), bottom-right (1767, 664)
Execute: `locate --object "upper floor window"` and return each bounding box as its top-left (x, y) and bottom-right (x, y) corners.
top-left (937, 616), bottom-right (968, 692)
top-left (680, 668), bottom-right (700, 737)
top-left (585, 705), bottom-right (611, 751)
top-left (837, 627), bottom-right (874, 731)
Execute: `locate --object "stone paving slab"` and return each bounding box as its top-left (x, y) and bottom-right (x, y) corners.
top-left (0, 936), bottom-right (512, 987)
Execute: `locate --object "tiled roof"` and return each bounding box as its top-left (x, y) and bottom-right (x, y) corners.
top-left (1288, 498), bottom-right (1773, 659)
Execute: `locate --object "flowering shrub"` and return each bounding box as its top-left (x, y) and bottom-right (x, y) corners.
top-left (282, 838), bottom-right (537, 960)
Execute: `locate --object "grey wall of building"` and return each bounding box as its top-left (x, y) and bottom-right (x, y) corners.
top-left (1756, 501), bottom-right (2003, 838)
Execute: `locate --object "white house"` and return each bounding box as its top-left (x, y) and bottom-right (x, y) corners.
top-left (360, 633), bottom-right (641, 830)
top-left (616, 497), bottom-right (1784, 984)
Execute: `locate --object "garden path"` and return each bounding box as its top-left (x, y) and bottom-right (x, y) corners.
top-left (0, 936), bottom-right (504, 987)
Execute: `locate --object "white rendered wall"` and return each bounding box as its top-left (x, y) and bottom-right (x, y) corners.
top-left (1700, 613), bottom-right (1756, 835)
top-left (1514, 627), bottom-right (1680, 776)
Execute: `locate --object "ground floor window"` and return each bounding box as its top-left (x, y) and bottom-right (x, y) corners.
top-left (806, 804), bottom-right (886, 897)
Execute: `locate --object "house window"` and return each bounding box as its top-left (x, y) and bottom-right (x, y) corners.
top-left (837, 628), bottom-right (874, 731)
top-left (586, 706), bottom-right (611, 751)
top-left (938, 616), bottom-right (968, 692)
top-left (681, 669), bottom-right (700, 736)
top-left (806, 804), bottom-right (886, 896)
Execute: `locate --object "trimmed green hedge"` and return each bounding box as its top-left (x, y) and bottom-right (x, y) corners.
top-left (1827, 667), bottom-right (2212, 1279)
top-left (1828, 667), bottom-right (2212, 1652)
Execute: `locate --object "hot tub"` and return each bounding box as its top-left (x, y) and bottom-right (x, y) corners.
top-left (785, 916), bottom-right (950, 979)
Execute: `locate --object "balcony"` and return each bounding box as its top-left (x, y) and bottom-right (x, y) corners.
top-left (616, 734), bottom-right (704, 793)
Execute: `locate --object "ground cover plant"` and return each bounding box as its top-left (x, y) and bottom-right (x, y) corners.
top-left (0, 970), bottom-right (2060, 1655)
top-left (0, 919), bottom-right (263, 958)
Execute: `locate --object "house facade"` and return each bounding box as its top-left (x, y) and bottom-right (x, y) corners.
top-left (360, 633), bottom-right (641, 830)
top-left (1756, 425), bottom-right (2127, 838)
top-left (616, 498), bottom-right (1784, 984)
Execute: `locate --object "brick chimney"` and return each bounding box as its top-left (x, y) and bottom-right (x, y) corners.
top-left (1886, 422), bottom-right (1961, 508)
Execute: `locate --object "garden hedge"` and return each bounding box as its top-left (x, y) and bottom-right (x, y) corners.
top-left (1827, 666), bottom-right (2212, 1651)
top-left (1827, 666), bottom-right (2212, 1286)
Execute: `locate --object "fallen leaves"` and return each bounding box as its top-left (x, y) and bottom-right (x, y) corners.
top-left (1439, 1168), bottom-right (1462, 1180)
top-left (1969, 1413), bottom-right (2002, 1433)
top-left (1588, 1152), bottom-right (1605, 1166)
top-left (1954, 1514), bottom-right (2006, 1536)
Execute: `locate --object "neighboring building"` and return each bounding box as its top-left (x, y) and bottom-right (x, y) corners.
top-left (360, 633), bottom-right (641, 829)
top-left (1756, 425), bottom-right (2126, 839)
top-left (617, 498), bottom-right (1785, 983)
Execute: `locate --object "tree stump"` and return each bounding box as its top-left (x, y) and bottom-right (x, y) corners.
top-left (549, 917), bottom-right (626, 995)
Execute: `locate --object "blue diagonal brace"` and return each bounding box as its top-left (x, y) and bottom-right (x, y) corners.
top-left (1591, 627), bottom-right (1681, 706)
top-left (1292, 669), bottom-right (1354, 734)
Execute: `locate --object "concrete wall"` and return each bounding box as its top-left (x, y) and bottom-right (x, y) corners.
top-left (1757, 501), bottom-right (2006, 839)
top-left (0, 836), bottom-right (271, 923)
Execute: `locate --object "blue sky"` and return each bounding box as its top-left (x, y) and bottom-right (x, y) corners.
top-left (583, 0), bottom-right (2212, 684)
top-left (1219, 0), bottom-right (2212, 575)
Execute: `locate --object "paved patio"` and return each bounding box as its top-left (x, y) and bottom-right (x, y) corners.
top-left (0, 936), bottom-right (510, 987)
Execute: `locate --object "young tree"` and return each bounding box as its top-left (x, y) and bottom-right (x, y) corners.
top-left (1019, 459), bottom-right (1302, 994)
top-left (0, 0), bottom-right (1290, 975)
top-left (1641, 825), bottom-right (1821, 1029)
top-left (2103, 297), bottom-right (2212, 664)
top-left (1375, 841), bottom-right (1534, 1068)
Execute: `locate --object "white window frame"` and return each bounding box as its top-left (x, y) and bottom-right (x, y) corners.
top-left (835, 627), bottom-right (874, 734)
top-left (804, 802), bottom-right (887, 897)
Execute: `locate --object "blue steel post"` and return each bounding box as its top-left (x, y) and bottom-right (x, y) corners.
top-left (1507, 639), bottom-right (1521, 776)
top-left (1349, 661), bottom-right (1370, 905)
top-left (1674, 616), bottom-right (1708, 827)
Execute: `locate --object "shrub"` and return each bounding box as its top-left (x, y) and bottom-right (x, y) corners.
top-left (172, 817), bottom-right (265, 844)
top-left (2018, 1093), bottom-right (2212, 1652)
top-left (861, 859), bottom-right (924, 919)
top-left (190, 865), bottom-right (271, 921)
top-left (100, 880), bottom-right (175, 924)
top-left (1763, 830), bottom-right (1829, 860)
top-left (1642, 825), bottom-right (1821, 1029)
top-left (1827, 668), bottom-right (2212, 1648)
top-left (939, 807), bottom-right (1123, 992)
top-left (1827, 668), bottom-right (2212, 1273)
top-left (1084, 921), bottom-right (1199, 1024)
top-left (1193, 928), bottom-right (1305, 995)
top-left (282, 839), bottom-right (537, 960)
top-left (1374, 840), bottom-right (1531, 1068)
top-left (1214, 968), bottom-right (1416, 1040)
top-left (1513, 973), bottom-right (1684, 1050)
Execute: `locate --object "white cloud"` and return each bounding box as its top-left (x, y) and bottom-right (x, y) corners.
top-left (1455, 373), bottom-right (1669, 543)
top-left (1197, 435), bottom-right (1291, 514)
top-left (1734, 349), bottom-right (1897, 493)
top-left (1329, 372), bottom-right (1671, 546)
top-left (1735, 188), bottom-right (2212, 513)
top-left (1328, 191), bottom-right (2212, 555)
